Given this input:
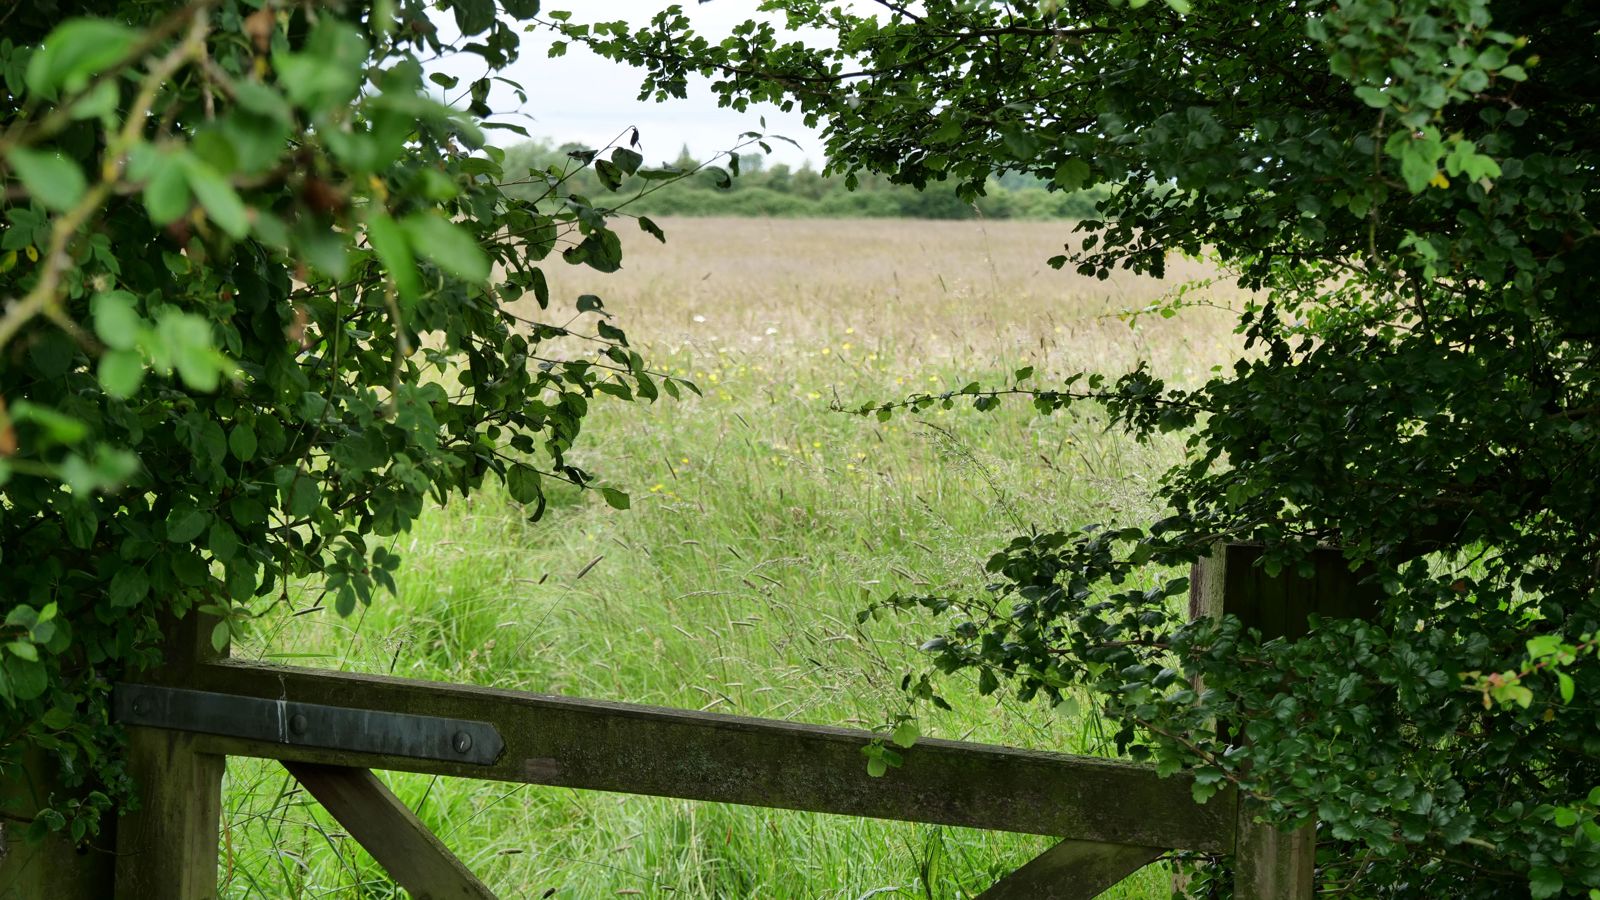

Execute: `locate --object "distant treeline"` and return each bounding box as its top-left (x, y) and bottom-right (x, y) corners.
top-left (499, 140), bottom-right (1109, 220)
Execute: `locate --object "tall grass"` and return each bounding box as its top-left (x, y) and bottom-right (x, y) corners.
top-left (221, 218), bottom-right (1245, 898)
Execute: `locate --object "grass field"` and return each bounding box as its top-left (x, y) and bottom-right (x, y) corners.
top-left (222, 218), bottom-right (1246, 898)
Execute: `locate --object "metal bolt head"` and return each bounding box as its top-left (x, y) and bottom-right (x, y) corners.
top-left (289, 713), bottom-right (309, 735)
top-left (452, 731), bottom-right (472, 753)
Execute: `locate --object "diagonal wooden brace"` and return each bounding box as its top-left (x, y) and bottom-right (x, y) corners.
top-left (283, 762), bottom-right (496, 900)
top-left (977, 839), bottom-right (1166, 900)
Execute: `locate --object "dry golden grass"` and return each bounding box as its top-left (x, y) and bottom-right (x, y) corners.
top-left (535, 216), bottom-right (1242, 383)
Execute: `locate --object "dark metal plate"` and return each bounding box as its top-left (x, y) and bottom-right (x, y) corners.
top-left (112, 683), bottom-right (504, 766)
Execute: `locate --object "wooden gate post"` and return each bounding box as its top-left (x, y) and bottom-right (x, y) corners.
top-left (0, 746), bottom-right (117, 900)
top-left (114, 612), bottom-right (226, 900)
top-left (1189, 542), bottom-right (1379, 900)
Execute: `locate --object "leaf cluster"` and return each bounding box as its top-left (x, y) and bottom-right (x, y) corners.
top-left (560, 0), bottom-right (1600, 894)
top-left (0, 0), bottom-right (703, 840)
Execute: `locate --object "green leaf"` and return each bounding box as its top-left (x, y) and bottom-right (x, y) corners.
top-left (1557, 671), bottom-right (1575, 704)
top-left (505, 465), bottom-right (541, 504)
top-left (6, 148), bottom-right (87, 212)
top-left (6, 641), bottom-right (38, 662)
top-left (5, 656), bottom-right (47, 700)
top-left (287, 476), bottom-right (320, 517)
top-left (890, 719), bottom-right (919, 749)
top-left (450, 0), bottom-right (496, 35)
top-left (865, 754), bottom-right (888, 777)
top-left (141, 153), bottom-right (191, 225)
top-left (600, 487), bottom-right (630, 510)
top-left (1053, 159), bottom-right (1090, 191)
top-left (70, 79), bottom-right (119, 120)
top-left (181, 156), bottom-right (250, 238)
top-left (207, 521), bottom-right (239, 564)
top-left (232, 81), bottom-right (293, 124)
top-left (98, 349), bottom-right (145, 398)
top-left (1526, 635), bottom-right (1562, 658)
top-left (1354, 85), bottom-right (1389, 108)
top-left (155, 310), bottom-right (225, 391)
top-left (274, 22), bottom-right (367, 108)
top-left (594, 159), bottom-right (624, 191)
top-left (366, 210), bottom-right (418, 304)
top-left (109, 566), bottom-right (150, 608)
top-left (9, 400), bottom-right (88, 445)
top-left (401, 214), bottom-right (490, 283)
top-left (29, 616), bottom-right (55, 643)
top-left (229, 423), bottom-right (258, 461)
top-left (1001, 126), bottom-right (1040, 160)
top-left (638, 216), bottom-right (666, 243)
top-left (62, 502), bottom-right (97, 549)
top-left (40, 707), bottom-right (74, 730)
top-left (4, 606), bottom-right (37, 629)
top-left (26, 18), bottom-right (139, 96)
top-left (611, 147), bottom-right (644, 175)
top-left (165, 506), bottom-right (209, 544)
top-left (294, 223), bottom-right (349, 280)
top-left (1529, 866), bottom-right (1563, 899)
top-left (91, 291), bottom-right (141, 350)
top-left (977, 667), bottom-right (999, 695)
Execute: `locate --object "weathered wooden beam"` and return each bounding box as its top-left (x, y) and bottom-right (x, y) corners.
top-left (180, 660), bottom-right (1235, 852)
top-left (115, 613), bottom-right (225, 900)
top-left (976, 839), bottom-right (1165, 900)
top-left (282, 763), bottom-right (496, 900)
top-left (1234, 799), bottom-right (1314, 900)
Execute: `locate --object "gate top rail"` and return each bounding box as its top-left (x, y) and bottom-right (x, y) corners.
top-left (129, 658), bottom-right (1235, 853)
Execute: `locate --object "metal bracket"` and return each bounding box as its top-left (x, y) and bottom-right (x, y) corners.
top-left (112, 683), bottom-right (504, 766)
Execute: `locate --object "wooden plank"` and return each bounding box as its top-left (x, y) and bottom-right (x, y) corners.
top-left (976, 839), bottom-right (1165, 900)
top-left (282, 763), bottom-right (496, 900)
top-left (115, 613), bottom-right (225, 900)
top-left (181, 660), bottom-right (1235, 852)
top-left (1234, 800), bottom-right (1315, 900)
top-left (1191, 543), bottom-right (1379, 640)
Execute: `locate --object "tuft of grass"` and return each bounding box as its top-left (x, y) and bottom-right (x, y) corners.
top-left (221, 217), bottom-right (1245, 899)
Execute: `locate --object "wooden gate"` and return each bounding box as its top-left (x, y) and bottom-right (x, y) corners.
top-left (1, 545), bottom-right (1373, 899)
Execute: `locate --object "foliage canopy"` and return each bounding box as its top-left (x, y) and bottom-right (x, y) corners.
top-left (0, 0), bottom-right (705, 842)
top-left (555, 0), bottom-right (1600, 895)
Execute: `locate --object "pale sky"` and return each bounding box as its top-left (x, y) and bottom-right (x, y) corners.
top-left (428, 2), bottom-right (853, 168)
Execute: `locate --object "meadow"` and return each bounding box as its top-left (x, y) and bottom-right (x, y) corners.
top-left (221, 218), bottom-right (1246, 898)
